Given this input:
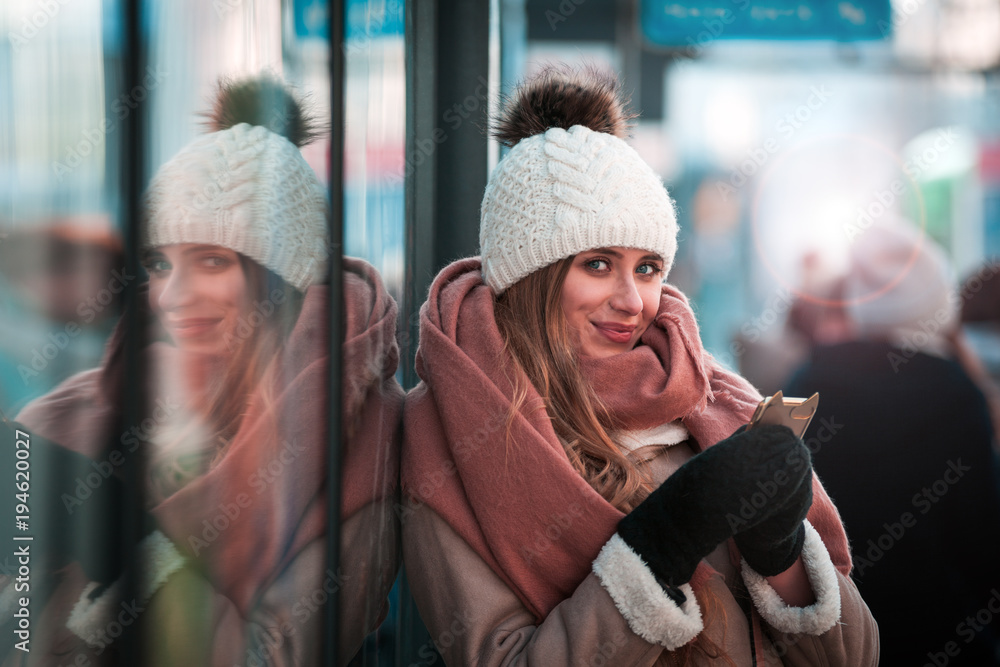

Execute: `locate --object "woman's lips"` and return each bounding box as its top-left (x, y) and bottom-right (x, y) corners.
top-left (167, 318), bottom-right (222, 338)
top-left (593, 322), bottom-right (636, 345)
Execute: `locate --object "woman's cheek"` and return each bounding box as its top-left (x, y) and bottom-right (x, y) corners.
top-left (147, 282), bottom-right (164, 318)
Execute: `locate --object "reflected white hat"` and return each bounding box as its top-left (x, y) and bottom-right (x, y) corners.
top-left (142, 77), bottom-right (329, 291)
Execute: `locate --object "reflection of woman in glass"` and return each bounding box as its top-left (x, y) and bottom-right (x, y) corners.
top-left (3, 77), bottom-right (401, 666)
top-left (402, 67), bottom-right (879, 665)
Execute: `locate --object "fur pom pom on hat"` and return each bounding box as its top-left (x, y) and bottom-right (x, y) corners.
top-left (480, 66), bottom-right (678, 294)
top-left (143, 75), bottom-right (329, 291)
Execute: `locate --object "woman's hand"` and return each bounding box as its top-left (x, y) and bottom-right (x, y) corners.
top-left (616, 424), bottom-right (811, 597)
top-left (732, 459), bottom-right (813, 577)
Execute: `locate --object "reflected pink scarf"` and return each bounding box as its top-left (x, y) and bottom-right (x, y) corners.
top-left (17, 257), bottom-right (402, 613)
top-left (403, 257), bottom-right (851, 620)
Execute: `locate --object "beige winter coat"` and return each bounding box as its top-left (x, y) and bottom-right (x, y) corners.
top-left (402, 424), bottom-right (880, 666)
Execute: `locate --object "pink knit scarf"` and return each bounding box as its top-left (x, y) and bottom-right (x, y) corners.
top-left (403, 257), bottom-right (851, 620)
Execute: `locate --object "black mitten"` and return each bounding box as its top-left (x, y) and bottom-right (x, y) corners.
top-left (1, 418), bottom-right (150, 586)
top-left (733, 459), bottom-right (813, 576)
top-left (617, 424), bottom-right (810, 597)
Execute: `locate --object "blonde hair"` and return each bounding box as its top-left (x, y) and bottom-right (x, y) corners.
top-left (494, 256), bottom-right (654, 512)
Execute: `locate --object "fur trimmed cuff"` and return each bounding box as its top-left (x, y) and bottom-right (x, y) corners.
top-left (741, 520), bottom-right (841, 636)
top-left (67, 530), bottom-right (186, 648)
top-left (592, 533), bottom-right (704, 649)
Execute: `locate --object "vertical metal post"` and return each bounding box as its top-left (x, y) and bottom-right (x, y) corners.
top-left (402, 0), bottom-right (438, 388)
top-left (118, 0), bottom-right (146, 663)
top-left (403, 0), bottom-right (491, 385)
top-left (323, 0), bottom-right (346, 665)
top-left (433, 0), bottom-right (491, 266)
top-left (400, 0), bottom-right (491, 662)
top-left (398, 1), bottom-right (440, 660)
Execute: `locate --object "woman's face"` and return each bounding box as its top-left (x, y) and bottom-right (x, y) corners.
top-left (145, 244), bottom-right (250, 356)
top-left (560, 246), bottom-right (664, 359)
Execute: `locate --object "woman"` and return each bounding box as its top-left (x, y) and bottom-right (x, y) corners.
top-left (0, 76), bottom-right (402, 666)
top-left (402, 67), bottom-right (879, 665)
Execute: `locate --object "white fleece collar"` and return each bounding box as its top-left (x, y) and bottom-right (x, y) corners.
top-left (613, 420), bottom-right (690, 452)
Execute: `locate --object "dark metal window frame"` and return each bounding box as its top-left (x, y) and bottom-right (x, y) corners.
top-left (114, 0), bottom-right (492, 663)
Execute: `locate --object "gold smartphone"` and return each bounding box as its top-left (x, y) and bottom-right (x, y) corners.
top-left (746, 391), bottom-right (819, 439)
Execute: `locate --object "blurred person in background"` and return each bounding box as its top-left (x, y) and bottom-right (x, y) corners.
top-left (786, 217), bottom-right (1000, 666)
top-left (958, 260), bottom-right (1000, 449)
top-left (0, 76), bottom-right (402, 666)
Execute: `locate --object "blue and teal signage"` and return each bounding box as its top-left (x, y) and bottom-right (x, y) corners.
top-left (641, 0), bottom-right (892, 47)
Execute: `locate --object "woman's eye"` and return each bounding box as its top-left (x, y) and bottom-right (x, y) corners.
top-left (637, 263), bottom-right (662, 276)
top-left (146, 260), bottom-right (170, 273)
top-left (203, 256), bottom-right (230, 268)
top-left (585, 259), bottom-right (609, 271)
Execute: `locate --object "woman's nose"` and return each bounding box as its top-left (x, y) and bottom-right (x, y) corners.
top-left (609, 275), bottom-right (643, 316)
top-left (157, 269), bottom-right (195, 312)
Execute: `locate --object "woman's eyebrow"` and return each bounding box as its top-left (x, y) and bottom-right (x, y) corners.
top-left (182, 244), bottom-right (226, 255)
top-left (585, 248), bottom-right (663, 263)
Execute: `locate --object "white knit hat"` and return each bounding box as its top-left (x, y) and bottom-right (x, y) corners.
top-left (143, 79), bottom-right (329, 292)
top-left (480, 68), bottom-right (677, 294)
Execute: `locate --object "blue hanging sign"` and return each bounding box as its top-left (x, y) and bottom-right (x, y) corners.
top-left (293, 0), bottom-right (329, 40)
top-left (345, 0), bottom-right (405, 41)
top-left (640, 0), bottom-right (891, 47)
top-left (293, 0), bottom-right (405, 42)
